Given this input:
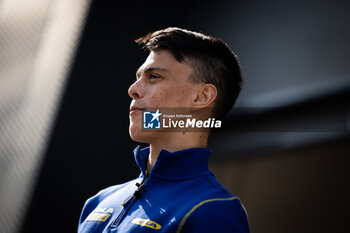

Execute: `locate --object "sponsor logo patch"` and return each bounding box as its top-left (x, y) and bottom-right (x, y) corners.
top-left (86, 208), bottom-right (113, 222)
top-left (132, 218), bottom-right (162, 230)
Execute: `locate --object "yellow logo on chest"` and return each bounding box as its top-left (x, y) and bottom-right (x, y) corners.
top-left (132, 218), bottom-right (162, 230)
top-left (86, 208), bottom-right (114, 222)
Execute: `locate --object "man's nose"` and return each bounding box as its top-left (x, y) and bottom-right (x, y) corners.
top-left (128, 80), bottom-right (142, 99)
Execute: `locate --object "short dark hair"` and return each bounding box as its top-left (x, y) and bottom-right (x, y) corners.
top-left (135, 27), bottom-right (243, 119)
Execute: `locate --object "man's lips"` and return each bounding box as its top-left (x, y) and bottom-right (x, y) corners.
top-left (129, 106), bottom-right (144, 114)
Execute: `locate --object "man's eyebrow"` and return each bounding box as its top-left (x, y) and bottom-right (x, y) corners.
top-left (136, 67), bottom-right (170, 78)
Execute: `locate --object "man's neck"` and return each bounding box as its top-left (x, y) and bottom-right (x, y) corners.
top-left (146, 132), bottom-right (209, 172)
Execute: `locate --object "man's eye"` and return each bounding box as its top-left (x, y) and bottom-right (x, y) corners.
top-left (150, 74), bottom-right (160, 79)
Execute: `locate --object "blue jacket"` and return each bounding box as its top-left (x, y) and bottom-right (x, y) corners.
top-left (78, 146), bottom-right (250, 233)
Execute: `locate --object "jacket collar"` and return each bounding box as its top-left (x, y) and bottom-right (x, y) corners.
top-left (133, 145), bottom-right (212, 180)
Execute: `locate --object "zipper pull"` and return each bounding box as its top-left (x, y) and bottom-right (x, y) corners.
top-left (133, 182), bottom-right (146, 198)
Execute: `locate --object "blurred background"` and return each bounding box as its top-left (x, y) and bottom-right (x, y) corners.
top-left (0, 0), bottom-right (349, 233)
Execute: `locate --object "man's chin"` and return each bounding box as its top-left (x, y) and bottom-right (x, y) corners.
top-left (129, 134), bottom-right (152, 143)
top-left (129, 126), bottom-right (152, 143)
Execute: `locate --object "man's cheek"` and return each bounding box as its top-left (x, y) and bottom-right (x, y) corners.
top-left (156, 90), bottom-right (176, 106)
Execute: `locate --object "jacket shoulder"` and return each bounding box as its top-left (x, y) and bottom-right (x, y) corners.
top-left (178, 196), bottom-right (250, 233)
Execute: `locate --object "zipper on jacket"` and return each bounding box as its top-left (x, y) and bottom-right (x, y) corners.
top-left (110, 197), bottom-right (131, 228)
top-left (110, 173), bottom-right (149, 228)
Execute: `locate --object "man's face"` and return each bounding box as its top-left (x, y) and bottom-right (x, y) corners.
top-left (128, 49), bottom-right (199, 142)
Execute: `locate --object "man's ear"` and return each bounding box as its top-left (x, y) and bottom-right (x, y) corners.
top-left (193, 84), bottom-right (217, 108)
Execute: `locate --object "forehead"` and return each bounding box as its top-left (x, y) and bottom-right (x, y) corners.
top-left (137, 50), bottom-right (193, 77)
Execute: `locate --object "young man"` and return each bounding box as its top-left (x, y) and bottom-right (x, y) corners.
top-left (78, 27), bottom-right (250, 233)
